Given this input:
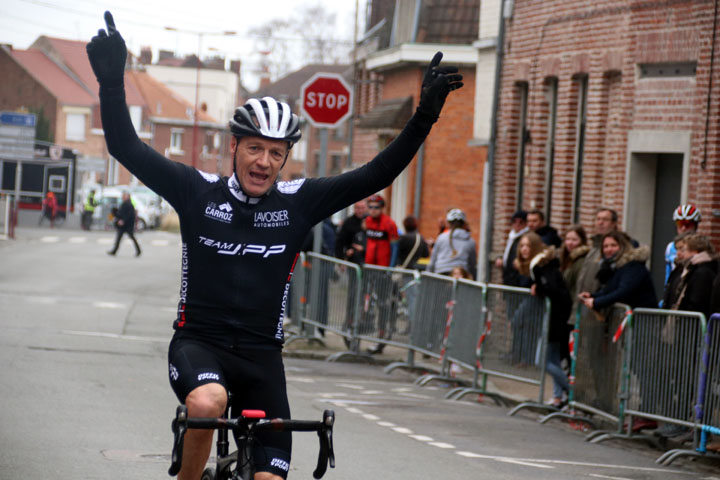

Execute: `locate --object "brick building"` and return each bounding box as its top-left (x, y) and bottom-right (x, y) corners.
top-left (491, 0), bottom-right (720, 291)
top-left (354, 0), bottom-right (485, 244)
top-left (0, 37), bottom-right (226, 189)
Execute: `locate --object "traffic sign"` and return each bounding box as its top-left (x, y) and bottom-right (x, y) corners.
top-left (0, 111), bottom-right (36, 161)
top-left (300, 73), bottom-right (353, 128)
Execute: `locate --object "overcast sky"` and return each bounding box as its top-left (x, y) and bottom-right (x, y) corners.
top-left (0, 0), bottom-right (364, 90)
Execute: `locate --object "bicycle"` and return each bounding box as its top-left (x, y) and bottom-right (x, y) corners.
top-left (169, 399), bottom-right (335, 480)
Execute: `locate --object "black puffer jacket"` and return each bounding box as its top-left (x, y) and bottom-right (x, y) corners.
top-left (591, 245), bottom-right (657, 310)
top-left (531, 247), bottom-right (572, 344)
top-left (664, 252), bottom-right (718, 319)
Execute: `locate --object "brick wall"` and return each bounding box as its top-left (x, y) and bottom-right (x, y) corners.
top-left (493, 0), bottom-right (720, 264)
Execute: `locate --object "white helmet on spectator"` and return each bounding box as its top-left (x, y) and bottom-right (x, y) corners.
top-left (446, 208), bottom-right (466, 224)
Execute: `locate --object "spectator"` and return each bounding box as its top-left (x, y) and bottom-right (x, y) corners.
top-left (428, 208), bottom-right (477, 279)
top-left (665, 204), bottom-right (701, 285)
top-left (527, 209), bottom-right (561, 247)
top-left (335, 200), bottom-right (367, 263)
top-left (530, 246), bottom-right (572, 408)
top-left (82, 189), bottom-right (99, 230)
top-left (364, 195), bottom-right (398, 354)
top-left (397, 216), bottom-right (429, 270)
top-left (39, 191), bottom-right (58, 227)
top-left (107, 191), bottom-right (141, 257)
top-left (450, 266), bottom-right (472, 280)
top-left (510, 232), bottom-right (546, 364)
top-left (495, 210), bottom-right (529, 285)
top-left (559, 224), bottom-right (590, 301)
top-left (578, 231), bottom-right (656, 311)
top-left (663, 233), bottom-right (717, 318)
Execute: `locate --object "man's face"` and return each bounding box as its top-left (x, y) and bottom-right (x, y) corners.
top-left (527, 213), bottom-right (543, 231)
top-left (353, 201), bottom-right (367, 218)
top-left (675, 220), bottom-right (698, 234)
top-left (511, 217), bottom-right (526, 233)
top-left (367, 202), bottom-right (383, 218)
top-left (594, 210), bottom-right (616, 235)
top-left (231, 136), bottom-right (288, 197)
top-left (122, 192), bottom-right (130, 202)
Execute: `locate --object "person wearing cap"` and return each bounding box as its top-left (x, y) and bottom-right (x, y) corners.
top-left (664, 203), bottom-right (701, 285)
top-left (428, 208), bottom-right (477, 279)
top-left (495, 210), bottom-right (529, 285)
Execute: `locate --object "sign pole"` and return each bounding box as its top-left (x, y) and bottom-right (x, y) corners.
top-left (312, 128), bottom-right (329, 254)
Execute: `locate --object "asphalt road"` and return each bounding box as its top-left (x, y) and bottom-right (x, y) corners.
top-left (1, 226), bottom-right (718, 479)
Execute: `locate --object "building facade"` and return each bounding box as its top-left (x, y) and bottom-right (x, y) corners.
top-left (491, 0), bottom-right (720, 291)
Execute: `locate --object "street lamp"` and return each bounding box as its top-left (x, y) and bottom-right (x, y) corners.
top-left (164, 26), bottom-right (236, 168)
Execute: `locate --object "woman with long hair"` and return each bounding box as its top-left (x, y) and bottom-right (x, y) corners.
top-left (428, 208), bottom-right (477, 279)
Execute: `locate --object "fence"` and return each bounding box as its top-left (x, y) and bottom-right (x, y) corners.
top-left (288, 256), bottom-right (720, 466)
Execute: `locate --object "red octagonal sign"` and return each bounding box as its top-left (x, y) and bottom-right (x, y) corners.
top-left (300, 72), bottom-right (353, 128)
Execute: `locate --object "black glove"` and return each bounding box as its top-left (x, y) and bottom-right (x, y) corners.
top-left (86, 11), bottom-right (127, 89)
top-left (416, 52), bottom-right (463, 120)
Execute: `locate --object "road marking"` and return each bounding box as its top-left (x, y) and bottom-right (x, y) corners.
top-left (454, 452), bottom-right (692, 474)
top-left (409, 435), bottom-right (434, 442)
top-left (428, 442), bottom-right (455, 449)
top-left (392, 427), bottom-right (413, 434)
top-left (336, 383), bottom-right (365, 390)
top-left (69, 236), bottom-right (87, 243)
top-left (318, 392), bottom-right (347, 397)
top-left (286, 376), bottom-right (315, 383)
top-left (361, 390), bottom-right (382, 395)
top-left (93, 301), bottom-right (126, 309)
top-left (151, 239), bottom-right (169, 246)
top-left (589, 474), bottom-right (632, 480)
top-left (321, 399), bottom-right (378, 406)
top-left (495, 458), bottom-right (555, 469)
top-left (362, 414), bottom-right (380, 421)
top-left (398, 392), bottom-right (432, 400)
top-left (98, 238), bottom-right (113, 244)
top-left (62, 330), bottom-right (166, 343)
top-left (344, 407), bottom-right (364, 414)
top-left (41, 236), bottom-right (60, 243)
top-left (377, 421), bottom-right (396, 427)
top-left (391, 387), bottom-right (412, 392)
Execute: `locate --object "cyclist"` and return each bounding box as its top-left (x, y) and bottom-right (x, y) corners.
top-left (664, 203), bottom-right (701, 285)
top-left (87, 11), bottom-right (462, 480)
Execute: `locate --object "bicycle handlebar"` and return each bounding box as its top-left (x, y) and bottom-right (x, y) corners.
top-left (168, 406), bottom-right (335, 478)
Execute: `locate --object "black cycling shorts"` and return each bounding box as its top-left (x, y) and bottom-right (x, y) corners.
top-left (167, 333), bottom-right (291, 478)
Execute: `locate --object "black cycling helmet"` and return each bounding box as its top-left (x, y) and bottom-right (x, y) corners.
top-left (229, 96), bottom-right (301, 147)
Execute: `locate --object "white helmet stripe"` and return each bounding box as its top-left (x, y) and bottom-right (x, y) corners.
top-left (246, 98), bottom-right (270, 135)
top-left (263, 96), bottom-right (279, 135)
top-left (278, 102), bottom-right (291, 137)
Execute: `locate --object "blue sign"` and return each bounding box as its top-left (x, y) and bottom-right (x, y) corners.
top-left (0, 112), bottom-right (36, 127)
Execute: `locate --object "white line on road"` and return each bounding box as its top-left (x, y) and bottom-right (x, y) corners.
top-left (392, 427), bottom-right (414, 434)
top-left (151, 239), bottom-right (169, 246)
top-left (344, 407), bottom-right (365, 414)
top-left (286, 376), bottom-right (315, 383)
top-left (495, 458), bottom-right (555, 469)
top-left (409, 435), bottom-right (434, 442)
top-left (362, 414), bottom-right (380, 421)
top-left (428, 442), bottom-right (455, 449)
top-left (97, 238), bottom-right (113, 244)
top-left (336, 383), bottom-right (365, 390)
top-left (397, 392), bottom-right (433, 400)
top-left (361, 390), bottom-right (383, 395)
top-left (41, 236), bottom-right (60, 243)
top-left (589, 474), bottom-right (632, 480)
top-left (93, 301), bottom-right (126, 309)
top-left (377, 421), bottom-right (396, 427)
top-left (62, 330), bottom-right (167, 343)
top-left (69, 236), bottom-right (87, 243)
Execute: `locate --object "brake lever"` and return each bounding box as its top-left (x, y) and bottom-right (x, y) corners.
top-left (312, 410), bottom-right (335, 478)
top-left (168, 405), bottom-right (188, 476)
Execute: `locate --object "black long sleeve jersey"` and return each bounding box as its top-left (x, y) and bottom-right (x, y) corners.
top-left (99, 85), bottom-right (435, 348)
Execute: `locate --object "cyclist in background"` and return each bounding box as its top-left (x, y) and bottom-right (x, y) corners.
top-left (87, 11), bottom-right (462, 480)
top-left (664, 204), bottom-right (701, 285)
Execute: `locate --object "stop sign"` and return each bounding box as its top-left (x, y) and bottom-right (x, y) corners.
top-left (300, 73), bottom-right (353, 128)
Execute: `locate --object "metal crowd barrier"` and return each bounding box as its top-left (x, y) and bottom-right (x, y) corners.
top-left (447, 284), bottom-right (551, 410)
top-left (657, 312), bottom-right (720, 465)
top-left (540, 304), bottom-right (629, 429)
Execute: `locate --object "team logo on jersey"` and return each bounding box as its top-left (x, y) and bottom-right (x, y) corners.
top-left (197, 170), bottom-right (220, 183)
top-left (277, 179), bottom-right (305, 194)
top-left (198, 235), bottom-right (286, 258)
top-left (253, 209), bottom-right (290, 228)
top-left (204, 201), bottom-right (233, 223)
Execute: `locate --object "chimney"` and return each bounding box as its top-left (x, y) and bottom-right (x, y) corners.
top-left (139, 46), bottom-right (152, 65)
top-left (158, 50), bottom-right (174, 62)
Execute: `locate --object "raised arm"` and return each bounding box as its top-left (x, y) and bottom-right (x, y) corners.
top-left (86, 11), bottom-right (193, 209)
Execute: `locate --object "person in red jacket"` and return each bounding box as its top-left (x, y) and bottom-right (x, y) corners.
top-left (364, 194), bottom-right (398, 267)
top-left (363, 195), bottom-right (398, 354)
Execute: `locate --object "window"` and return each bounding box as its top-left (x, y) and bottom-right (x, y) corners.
top-left (544, 78), bottom-right (558, 224)
top-left (330, 154), bottom-right (343, 174)
top-left (515, 82), bottom-right (529, 209)
top-left (572, 76), bottom-right (588, 223)
top-left (66, 113), bottom-right (85, 141)
top-left (170, 129), bottom-right (184, 154)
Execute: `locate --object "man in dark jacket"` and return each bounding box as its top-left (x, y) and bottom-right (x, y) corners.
top-left (335, 200), bottom-right (367, 264)
top-left (527, 209), bottom-right (561, 247)
top-left (107, 191), bottom-right (141, 256)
